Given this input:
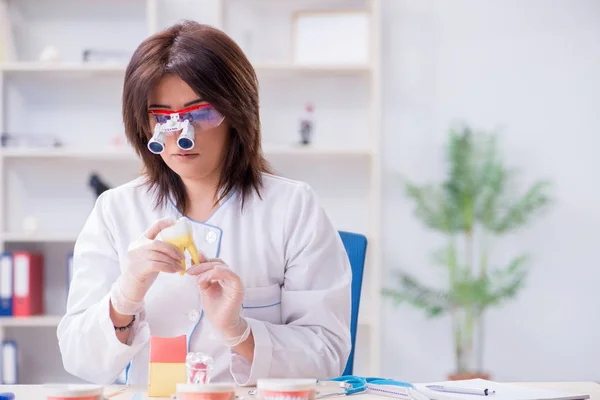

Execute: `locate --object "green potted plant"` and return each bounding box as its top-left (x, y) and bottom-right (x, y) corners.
top-left (383, 125), bottom-right (552, 380)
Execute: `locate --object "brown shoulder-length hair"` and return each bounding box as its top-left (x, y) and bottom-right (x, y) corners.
top-left (122, 20), bottom-right (271, 213)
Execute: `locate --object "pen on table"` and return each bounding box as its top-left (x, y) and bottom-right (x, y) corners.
top-left (426, 385), bottom-right (496, 396)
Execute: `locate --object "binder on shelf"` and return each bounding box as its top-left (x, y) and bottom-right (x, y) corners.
top-left (66, 251), bottom-right (74, 289)
top-left (0, 254), bottom-right (12, 316)
top-left (1, 340), bottom-right (18, 385)
top-left (12, 251), bottom-right (44, 317)
top-left (66, 252), bottom-right (74, 308)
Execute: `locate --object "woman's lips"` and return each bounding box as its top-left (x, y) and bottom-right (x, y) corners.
top-left (173, 153), bottom-right (199, 160)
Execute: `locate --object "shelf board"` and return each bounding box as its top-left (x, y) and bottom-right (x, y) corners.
top-left (0, 315), bottom-right (62, 327)
top-left (1, 145), bottom-right (372, 159)
top-left (0, 314), bottom-right (365, 329)
top-left (0, 62), bottom-right (127, 75)
top-left (0, 62), bottom-right (371, 75)
top-left (263, 144), bottom-right (373, 156)
top-left (0, 147), bottom-right (139, 160)
top-left (2, 232), bottom-right (77, 242)
top-left (254, 62), bottom-right (372, 74)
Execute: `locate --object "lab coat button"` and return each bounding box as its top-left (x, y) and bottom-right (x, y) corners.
top-left (188, 309), bottom-right (200, 322)
top-left (205, 231), bottom-right (217, 244)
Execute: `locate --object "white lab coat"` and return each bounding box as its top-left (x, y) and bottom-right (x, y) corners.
top-left (57, 173), bottom-right (352, 386)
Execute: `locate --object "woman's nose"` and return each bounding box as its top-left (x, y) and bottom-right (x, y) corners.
top-left (164, 131), bottom-right (182, 146)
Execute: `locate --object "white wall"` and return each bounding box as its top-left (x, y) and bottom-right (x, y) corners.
top-left (380, 0), bottom-right (600, 382)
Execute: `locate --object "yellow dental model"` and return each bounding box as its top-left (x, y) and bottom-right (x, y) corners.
top-left (160, 217), bottom-right (201, 274)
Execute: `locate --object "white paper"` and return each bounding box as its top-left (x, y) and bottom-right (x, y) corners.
top-left (414, 379), bottom-right (589, 400)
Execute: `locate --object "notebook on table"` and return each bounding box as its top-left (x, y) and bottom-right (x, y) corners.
top-left (413, 379), bottom-right (590, 400)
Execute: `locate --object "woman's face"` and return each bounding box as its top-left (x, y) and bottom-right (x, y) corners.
top-left (147, 74), bottom-right (229, 183)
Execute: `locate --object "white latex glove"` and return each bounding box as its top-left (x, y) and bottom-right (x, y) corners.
top-left (187, 260), bottom-right (250, 347)
top-left (110, 217), bottom-right (185, 315)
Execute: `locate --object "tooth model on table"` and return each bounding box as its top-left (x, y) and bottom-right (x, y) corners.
top-left (160, 217), bottom-right (201, 274)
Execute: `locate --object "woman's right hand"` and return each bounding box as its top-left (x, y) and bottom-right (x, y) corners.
top-left (110, 217), bottom-right (185, 315)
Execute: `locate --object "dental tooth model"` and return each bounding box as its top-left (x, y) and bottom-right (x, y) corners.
top-left (160, 217), bottom-right (201, 274)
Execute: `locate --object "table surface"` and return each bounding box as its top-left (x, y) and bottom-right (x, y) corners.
top-left (0, 382), bottom-right (599, 399)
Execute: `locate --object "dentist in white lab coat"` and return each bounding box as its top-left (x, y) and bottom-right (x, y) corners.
top-left (57, 21), bottom-right (352, 386)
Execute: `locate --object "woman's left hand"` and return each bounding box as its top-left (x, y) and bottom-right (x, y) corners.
top-left (186, 260), bottom-right (249, 345)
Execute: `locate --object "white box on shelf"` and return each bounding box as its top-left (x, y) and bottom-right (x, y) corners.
top-left (292, 10), bottom-right (370, 67)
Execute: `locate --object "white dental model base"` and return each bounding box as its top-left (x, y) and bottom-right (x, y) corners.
top-left (147, 115), bottom-right (196, 154)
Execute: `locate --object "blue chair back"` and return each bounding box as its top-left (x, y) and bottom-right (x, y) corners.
top-left (338, 231), bottom-right (368, 376)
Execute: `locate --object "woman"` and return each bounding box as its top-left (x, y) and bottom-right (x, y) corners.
top-left (57, 20), bottom-right (352, 386)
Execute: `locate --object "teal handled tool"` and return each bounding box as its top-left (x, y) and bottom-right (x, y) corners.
top-left (317, 376), bottom-right (429, 400)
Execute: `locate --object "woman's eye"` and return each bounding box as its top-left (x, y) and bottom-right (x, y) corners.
top-left (190, 110), bottom-right (209, 120)
top-left (155, 115), bottom-right (168, 123)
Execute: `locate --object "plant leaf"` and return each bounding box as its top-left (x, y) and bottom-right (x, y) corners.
top-left (482, 255), bottom-right (529, 308)
top-left (444, 127), bottom-right (477, 232)
top-left (405, 182), bottom-right (460, 233)
top-left (492, 181), bottom-right (552, 233)
top-left (389, 125), bottom-right (550, 322)
top-left (382, 271), bottom-right (451, 318)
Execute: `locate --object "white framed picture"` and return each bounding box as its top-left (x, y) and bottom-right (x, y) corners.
top-left (292, 10), bottom-right (370, 66)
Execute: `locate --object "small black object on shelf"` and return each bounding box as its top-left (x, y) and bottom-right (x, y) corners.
top-left (89, 173), bottom-right (111, 198)
top-left (299, 103), bottom-right (314, 146)
top-left (0, 133), bottom-right (11, 147)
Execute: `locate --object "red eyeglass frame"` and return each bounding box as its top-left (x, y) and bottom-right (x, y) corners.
top-left (148, 103), bottom-right (214, 116)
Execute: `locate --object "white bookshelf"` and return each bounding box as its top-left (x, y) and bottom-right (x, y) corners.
top-left (0, 0), bottom-right (382, 383)
top-left (0, 315), bottom-right (63, 327)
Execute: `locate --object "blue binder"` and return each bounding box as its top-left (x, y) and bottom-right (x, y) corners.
top-left (0, 254), bottom-right (13, 316)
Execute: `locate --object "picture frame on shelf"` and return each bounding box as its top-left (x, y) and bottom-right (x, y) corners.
top-left (291, 9), bottom-right (370, 67)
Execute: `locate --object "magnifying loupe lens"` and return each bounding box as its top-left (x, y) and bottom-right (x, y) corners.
top-left (177, 120), bottom-right (195, 150)
top-left (148, 141), bottom-right (164, 154)
top-left (177, 137), bottom-right (194, 150)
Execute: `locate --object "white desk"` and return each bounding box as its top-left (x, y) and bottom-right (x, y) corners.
top-left (0, 382), bottom-right (598, 399)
